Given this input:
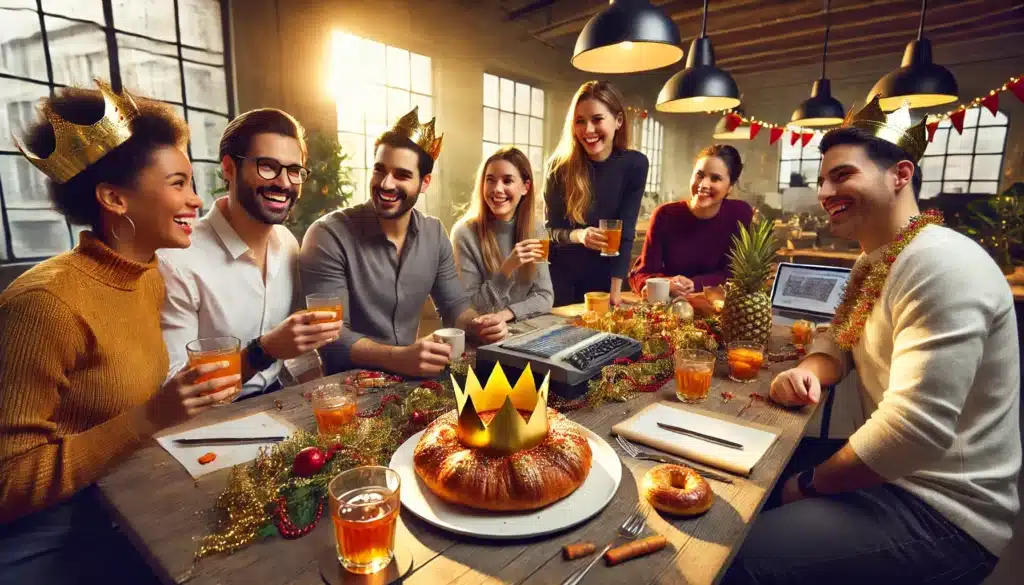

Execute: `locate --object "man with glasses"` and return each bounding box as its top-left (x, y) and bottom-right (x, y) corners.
top-left (158, 109), bottom-right (342, 399)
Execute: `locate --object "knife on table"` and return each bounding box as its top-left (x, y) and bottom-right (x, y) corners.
top-left (173, 436), bottom-right (286, 446)
top-left (657, 422), bottom-right (745, 451)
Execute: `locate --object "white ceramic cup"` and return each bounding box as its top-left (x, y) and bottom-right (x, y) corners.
top-left (432, 328), bottom-right (465, 359)
top-left (646, 277), bottom-right (671, 303)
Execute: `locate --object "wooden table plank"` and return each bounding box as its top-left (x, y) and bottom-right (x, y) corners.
top-left (97, 322), bottom-right (818, 585)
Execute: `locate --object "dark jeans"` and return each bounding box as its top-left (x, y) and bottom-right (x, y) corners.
top-left (722, 439), bottom-right (999, 585)
top-left (549, 245), bottom-right (615, 306)
top-left (0, 486), bottom-right (159, 585)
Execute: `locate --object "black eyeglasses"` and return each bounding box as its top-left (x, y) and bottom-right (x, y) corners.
top-left (234, 156), bottom-right (310, 184)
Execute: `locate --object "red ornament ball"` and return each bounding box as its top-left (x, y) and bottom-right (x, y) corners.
top-left (411, 410), bottom-right (426, 425)
top-left (292, 446), bottom-right (327, 477)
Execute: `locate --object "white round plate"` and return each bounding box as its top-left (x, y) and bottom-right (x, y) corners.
top-left (388, 426), bottom-right (622, 539)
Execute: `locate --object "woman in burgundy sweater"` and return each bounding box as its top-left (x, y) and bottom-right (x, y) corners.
top-left (629, 144), bottom-right (753, 297)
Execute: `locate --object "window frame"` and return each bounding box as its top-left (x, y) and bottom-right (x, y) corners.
top-left (0, 0), bottom-right (235, 264)
top-left (778, 133), bottom-right (823, 192)
top-left (638, 116), bottom-right (663, 195)
top-left (480, 72), bottom-right (545, 179)
top-left (919, 107), bottom-right (1008, 199)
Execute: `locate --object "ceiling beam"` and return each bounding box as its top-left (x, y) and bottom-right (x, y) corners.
top-left (505, 0), bottom-right (559, 21)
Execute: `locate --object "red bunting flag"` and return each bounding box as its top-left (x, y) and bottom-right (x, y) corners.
top-left (801, 132), bottom-right (815, 147)
top-left (769, 126), bottom-right (785, 145)
top-left (790, 131), bottom-right (801, 146)
top-left (1008, 78), bottom-right (1024, 104)
top-left (749, 122), bottom-right (762, 140)
top-left (926, 121), bottom-right (939, 142)
top-left (725, 113), bottom-right (743, 132)
top-left (949, 108), bottom-right (966, 134)
top-left (981, 93), bottom-right (999, 115)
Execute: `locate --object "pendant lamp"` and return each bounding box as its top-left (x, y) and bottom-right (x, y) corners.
top-left (868, 0), bottom-right (957, 110)
top-left (790, 0), bottom-right (844, 127)
top-left (656, 0), bottom-right (740, 113)
top-left (572, 0), bottom-right (683, 74)
top-left (712, 109), bottom-right (752, 140)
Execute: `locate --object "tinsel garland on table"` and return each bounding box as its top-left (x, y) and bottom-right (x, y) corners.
top-left (194, 381), bottom-right (455, 560)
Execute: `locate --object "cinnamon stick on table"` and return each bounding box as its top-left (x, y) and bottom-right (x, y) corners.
top-left (563, 542), bottom-right (596, 560)
top-left (604, 535), bottom-right (668, 566)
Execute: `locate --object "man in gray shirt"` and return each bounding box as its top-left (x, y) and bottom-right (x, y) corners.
top-left (299, 107), bottom-right (508, 376)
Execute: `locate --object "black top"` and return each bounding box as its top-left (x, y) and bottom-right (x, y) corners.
top-left (544, 148), bottom-right (649, 278)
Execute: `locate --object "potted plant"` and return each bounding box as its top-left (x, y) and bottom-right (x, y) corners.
top-left (956, 183), bottom-right (1023, 275)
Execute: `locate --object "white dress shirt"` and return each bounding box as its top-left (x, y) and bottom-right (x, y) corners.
top-left (158, 198), bottom-right (301, 398)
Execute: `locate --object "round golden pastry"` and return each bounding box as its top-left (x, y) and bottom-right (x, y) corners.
top-left (412, 408), bottom-right (593, 511)
top-left (642, 463), bottom-right (714, 516)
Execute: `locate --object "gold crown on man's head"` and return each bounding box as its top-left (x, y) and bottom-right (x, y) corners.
top-left (454, 363), bottom-right (549, 455)
top-left (13, 79), bottom-right (141, 184)
top-left (387, 106), bottom-right (444, 160)
top-left (841, 95), bottom-right (928, 164)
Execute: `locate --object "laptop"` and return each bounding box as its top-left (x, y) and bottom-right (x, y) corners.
top-left (769, 262), bottom-right (853, 326)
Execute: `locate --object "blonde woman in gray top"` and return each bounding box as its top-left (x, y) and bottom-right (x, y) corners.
top-left (451, 147), bottom-right (554, 321)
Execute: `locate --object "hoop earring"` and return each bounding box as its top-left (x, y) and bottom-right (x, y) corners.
top-left (112, 214), bottom-right (136, 243)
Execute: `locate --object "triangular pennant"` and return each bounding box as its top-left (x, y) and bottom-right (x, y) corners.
top-left (769, 127), bottom-right (785, 145)
top-left (749, 122), bottom-right (762, 140)
top-left (725, 113), bottom-right (743, 132)
top-left (801, 132), bottom-right (814, 147)
top-left (981, 93), bottom-right (999, 116)
top-left (926, 121), bottom-right (939, 142)
top-left (950, 108), bottom-right (966, 134)
top-left (1008, 78), bottom-right (1024, 104)
top-left (790, 131), bottom-right (801, 146)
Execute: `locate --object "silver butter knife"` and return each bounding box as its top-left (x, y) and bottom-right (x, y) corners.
top-left (657, 422), bottom-right (744, 450)
top-left (173, 436), bottom-right (286, 446)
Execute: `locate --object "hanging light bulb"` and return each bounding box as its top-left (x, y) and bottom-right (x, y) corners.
top-left (790, 0), bottom-right (845, 127)
top-left (656, 0), bottom-right (740, 113)
top-left (868, 0), bottom-right (958, 110)
top-left (572, 0), bottom-right (683, 74)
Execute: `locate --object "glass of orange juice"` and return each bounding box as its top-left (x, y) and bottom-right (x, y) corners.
top-left (329, 466), bottom-right (401, 575)
top-left (791, 319), bottom-right (814, 348)
top-left (185, 336), bottom-right (242, 404)
top-left (727, 341), bottom-right (765, 383)
top-left (536, 238), bottom-right (550, 263)
top-left (674, 349), bottom-right (716, 403)
top-left (584, 291), bottom-right (610, 314)
top-left (306, 293), bottom-right (343, 325)
top-left (599, 219), bottom-right (622, 257)
top-left (312, 383), bottom-right (357, 434)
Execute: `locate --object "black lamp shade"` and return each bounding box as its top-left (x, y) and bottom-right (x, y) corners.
top-left (869, 39), bottom-right (958, 110)
top-left (656, 37), bottom-right (740, 113)
top-left (791, 78), bottom-right (845, 127)
top-left (572, 0), bottom-right (683, 74)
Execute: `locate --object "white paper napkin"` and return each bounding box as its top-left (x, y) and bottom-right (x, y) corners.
top-left (611, 402), bottom-right (780, 476)
top-left (156, 412), bottom-right (297, 479)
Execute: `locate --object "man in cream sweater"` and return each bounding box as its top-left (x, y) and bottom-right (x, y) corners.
top-left (724, 99), bottom-right (1020, 585)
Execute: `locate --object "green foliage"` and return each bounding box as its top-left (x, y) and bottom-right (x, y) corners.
top-left (955, 184), bottom-right (1023, 273)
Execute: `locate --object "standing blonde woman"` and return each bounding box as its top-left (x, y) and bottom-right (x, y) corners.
top-left (544, 80), bottom-right (649, 306)
top-left (451, 146), bottom-right (553, 321)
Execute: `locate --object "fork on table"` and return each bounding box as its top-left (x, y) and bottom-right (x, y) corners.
top-left (560, 503), bottom-right (648, 585)
top-left (614, 435), bottom-right (735, 484)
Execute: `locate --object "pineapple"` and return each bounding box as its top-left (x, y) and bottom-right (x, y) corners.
top-left (721, 220), bottom-right (778, 346)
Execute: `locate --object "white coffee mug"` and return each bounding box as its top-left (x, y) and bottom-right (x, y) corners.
top-left (432, 328), bottom-right (466, 359)
top-left (646, 277), bottom-right (671, 303)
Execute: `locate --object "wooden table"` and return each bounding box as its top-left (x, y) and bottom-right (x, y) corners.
top-left (97, 322), bottom-right (821, 585)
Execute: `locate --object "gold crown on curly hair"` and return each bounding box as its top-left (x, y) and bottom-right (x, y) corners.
top-left (386, 106), bottom-right (444, 160)
top-left (13, 78), bottom-right (140, 184)
top-left (842, 95), bottom-right (928, 164)
top-left (454, 363), bottom-right (549, 454)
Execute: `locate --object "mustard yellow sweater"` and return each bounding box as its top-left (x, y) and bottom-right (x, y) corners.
top-left (0, 232), bottom-right (168, 523)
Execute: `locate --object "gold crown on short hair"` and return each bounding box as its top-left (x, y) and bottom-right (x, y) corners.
top-left (13, 78), bottom-right (141, 184)
top-left (387, 106), bottom-right (444, 160)
top-left (841, 95), bottom-right (928, 164)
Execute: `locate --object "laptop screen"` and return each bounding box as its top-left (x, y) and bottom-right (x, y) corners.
top-left (770, 262), bottom-right (853, 320)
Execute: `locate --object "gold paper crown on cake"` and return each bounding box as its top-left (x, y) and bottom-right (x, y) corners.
top-left (13, 79), bottom-right (141, 184)
top-left (388, 106), bottom-right (444, 160)
top-left (841, 95), bottom-right (928, 164)
top-left (454, 363), bottom-right (550, 454)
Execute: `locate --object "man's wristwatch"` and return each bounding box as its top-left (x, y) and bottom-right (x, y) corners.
top-left (245, 337), bottom-right (277, 372)
top-left (796, 468), bottom-right (820, 498)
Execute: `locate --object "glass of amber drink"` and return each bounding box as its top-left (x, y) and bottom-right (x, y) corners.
top-left (185, 336), bottom-right (241, 404)
top-left (674, 349), bottom-right (716, 403)
top-left (312, 383), bottom-right (357, 434)
top-left (305, 293), bottom-right (344, 325)
top-left (584, 291), bottom-right (610, 315)
top-left (329, 466), bottom-right (401, 575)
top-left (791, 320), bottom-right (814, 348)
top-left (537, 238), bottom-right (550, 263)
top-left (599, 219), bottom-right (622, 257)
top-left (727, 341), bottom-right (765, 383)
